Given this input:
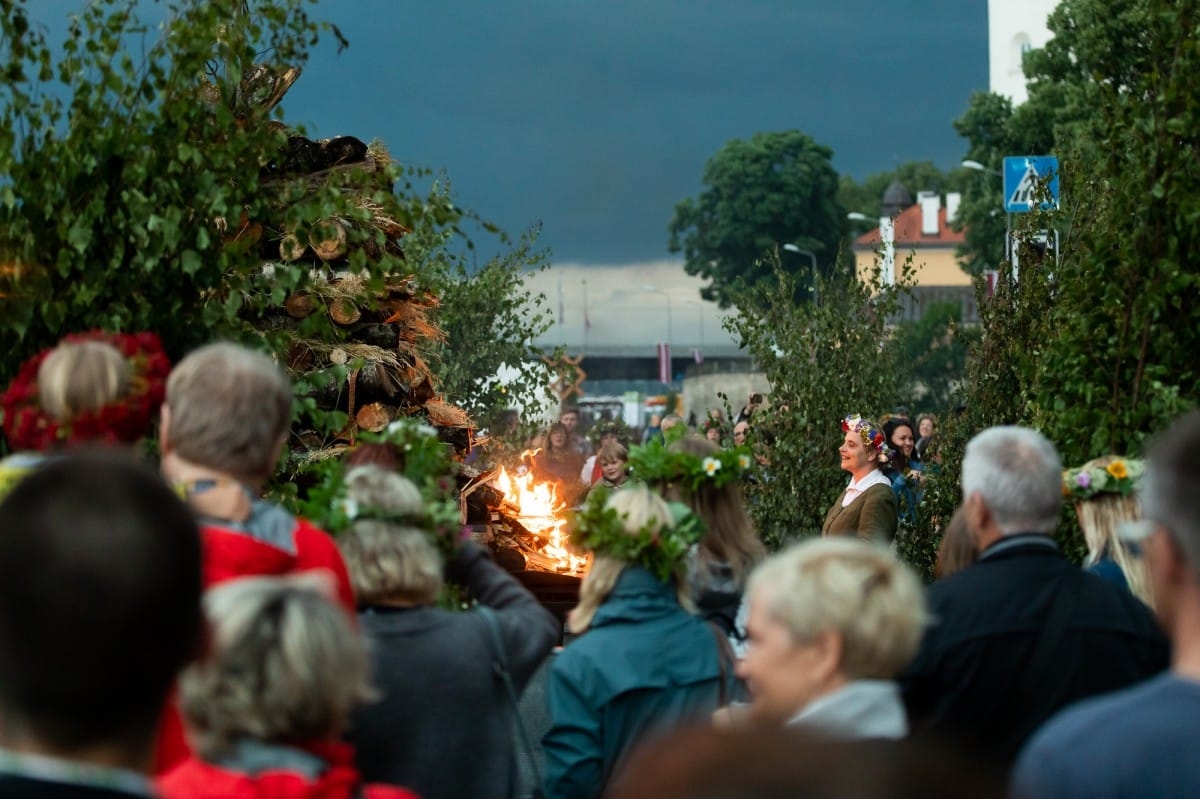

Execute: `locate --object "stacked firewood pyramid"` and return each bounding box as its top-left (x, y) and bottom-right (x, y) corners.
top-left (220, 64), bottom-right (474, 458)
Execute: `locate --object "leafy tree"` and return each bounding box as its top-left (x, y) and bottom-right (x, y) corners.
top-left (668, 130), bottom-right (844, 308)
top-left (725, 252), bottom-right (915, 550)
top-left (893, 300), bottom-right (979, 414)
top-left (0, 0), bottom-right (552, 439)
top-left (837, 161), bottom-right (970, 221)
top-left (910, 0), bottom-right (1200, 578)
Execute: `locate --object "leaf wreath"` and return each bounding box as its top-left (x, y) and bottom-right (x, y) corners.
top-left (626, 437), bottom-right (754, 492)
top-left (568, 485), bottom-right (706, 583)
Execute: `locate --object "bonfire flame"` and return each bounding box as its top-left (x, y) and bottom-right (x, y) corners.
top-left (493, 453), bottom-right (589, 574)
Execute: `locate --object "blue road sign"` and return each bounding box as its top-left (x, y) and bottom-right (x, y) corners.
top-left (1003, 155), bottom-right (1060, 213)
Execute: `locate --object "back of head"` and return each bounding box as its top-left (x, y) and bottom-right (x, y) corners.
top-left (180, 575), bottom-right (373, 759)
top-left (747, 538), bottom-right (927, 680)
top-left (0, 452), bottom-right (203, 753)
top-left (337, 466), bottom-right (443, 605)
top-left (961, 426), bottom-right (1062, 535)
top-left (935, 506), bottom-right (979, 579)
top-left (667, 435), bottom-right (764, 576)
top-left (1141, 411), bottom-right (1200, 575)
top-left (164, 342), bottom-right (292, 484)
top-left (37, 340), bottom-right (131, 422)
top-left (568, 486), bottom-right (679, 634)
top-left (606, 726), bottom-right (1004, 799)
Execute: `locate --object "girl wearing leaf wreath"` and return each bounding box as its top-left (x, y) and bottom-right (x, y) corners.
top-left (543, 486), bottom-right (735, 799)
top-left (663, 435), bottom-right (765, 657)
top-left (820, 415), bottom-right (899, 543)
top-left (0, 331), bottom-right (170, 497)
top-left (1063, 455), bottom-right (1152, 606)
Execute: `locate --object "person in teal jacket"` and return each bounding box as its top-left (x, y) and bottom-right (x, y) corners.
top-left (542, 487), bottom-right (733, 799)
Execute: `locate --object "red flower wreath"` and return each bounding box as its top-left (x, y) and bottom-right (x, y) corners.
top-left (1, 331), bottom-right (171, 452)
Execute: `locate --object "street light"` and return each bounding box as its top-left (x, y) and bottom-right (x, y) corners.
top-left (961, 159), bottom-right (1002, 176)
top-left (846, 212), bottom-right (870, 222)
top-left (782, 243), bottom-right (819, 306)
top-left (641, 284), bottom-right (673, 344)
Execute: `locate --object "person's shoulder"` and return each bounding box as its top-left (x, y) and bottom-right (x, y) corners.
top-left (1028, 674), bottom-right (1188, 752)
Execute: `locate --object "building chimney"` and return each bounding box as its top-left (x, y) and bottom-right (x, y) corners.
top-left (946, 192), bottom-right (962, 224)
top-left (919, 193), bottom-right (940, 236)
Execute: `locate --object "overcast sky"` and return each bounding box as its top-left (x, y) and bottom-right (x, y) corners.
top-left (284, 1), bottom-right (989, 266)
top-left (30, 0), bottom-right (989, 267)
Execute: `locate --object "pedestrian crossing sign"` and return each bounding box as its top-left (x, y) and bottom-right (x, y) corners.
top-left (1003, 155), bottom-right (1060, 213)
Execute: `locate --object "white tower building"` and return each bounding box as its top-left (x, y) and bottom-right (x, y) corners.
top-left (988, 0), bottom-right (1059, 104)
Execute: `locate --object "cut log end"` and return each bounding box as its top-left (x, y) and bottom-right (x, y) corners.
top-left (329, 298), bottom-right (362, 326)
top-left (309, 219), bottom-right (348, 261)
top-left (279, 232), bottom-right (307, 262)
top-left (285, 292), bottom-right (315, 318)
top-left (355, 402), bottom-right (394, 433)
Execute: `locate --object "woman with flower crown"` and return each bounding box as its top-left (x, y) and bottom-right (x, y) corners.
top-left (820, 415), bottom-right (899, 543)
top-left (1063, 455), bottom-right (1152, 606)
top-left (0, 331), bottom-right (170, 497)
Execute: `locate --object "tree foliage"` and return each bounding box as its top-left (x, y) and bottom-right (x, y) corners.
top-left (837, 161), bottom-right (969, 222)
top-left (0, 0), bottom-right (552, 435)
top-left (911, 0), bottom-right (1200, 576)
top-left (725, 253), bottom-right (916, 550)
top-left (892, 301), bottom-right (978, 414)
top-left (668, 130), bottom-right (844, 308)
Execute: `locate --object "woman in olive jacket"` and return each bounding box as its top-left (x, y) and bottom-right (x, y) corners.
top-left (821, 415), bottom-right (899, 543)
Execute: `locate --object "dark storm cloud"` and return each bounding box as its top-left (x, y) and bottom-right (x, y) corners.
top-left (29, 0), bottom-right (989, 264)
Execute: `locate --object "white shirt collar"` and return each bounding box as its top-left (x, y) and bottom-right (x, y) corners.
top-left (785, 680), bottom-right (908, 739)
top-left (842, 470), bottom-right (891, 506)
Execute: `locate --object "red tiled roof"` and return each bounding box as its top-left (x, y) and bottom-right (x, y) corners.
top-left (854, 204), bottom-right (966, 247)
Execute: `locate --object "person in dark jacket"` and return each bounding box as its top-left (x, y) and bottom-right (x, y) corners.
top-left (542, 487), bottom-right (732, 799)
top-left (899, 426), bottom-right (1168, 772)
top-left (0, 453), bottom-right (203, 799)
top-left (339, 466), bottom-right (559, 799)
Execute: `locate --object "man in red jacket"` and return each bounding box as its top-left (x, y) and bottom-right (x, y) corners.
top-left (156, 341), bottom-right (356, 770)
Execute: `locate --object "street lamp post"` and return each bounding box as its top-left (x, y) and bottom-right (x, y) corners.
top-left (962, 159), bottom-right (1011, 263)
top-left (782, 243), bottom-right (819, 306)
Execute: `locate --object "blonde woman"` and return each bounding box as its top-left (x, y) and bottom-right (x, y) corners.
top-left (1064, 456), bottom-right (1152, 605)
top-left (0, 332), bottom-right (169, 495)
top-left (158, 576), bottom-right (417, 799)
top-left (736, 538), bottom-right (928, 738)
top-left (339, 466), bottom-right (558, 799)
top-left (542, 487), bottom-right (730, 799)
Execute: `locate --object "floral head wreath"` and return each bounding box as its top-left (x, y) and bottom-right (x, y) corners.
top-left (1, 331), bottom-right (170, 452)
top-left (626, 437), bottom-right (754, 490)
top-left (842, 414), bottom-right (892, 464)
top-left (568, 486), bottom-right (706, 583)
top-left (1062, 457), bottom-right (1143, 502)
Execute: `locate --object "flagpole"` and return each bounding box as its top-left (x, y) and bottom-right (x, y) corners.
top-left (581, 278), bottom-right (589, 354)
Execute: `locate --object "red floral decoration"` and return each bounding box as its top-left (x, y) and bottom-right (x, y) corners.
top-left (1, 331), bottom-right (171, 452)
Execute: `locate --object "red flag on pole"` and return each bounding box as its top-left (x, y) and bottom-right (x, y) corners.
top-left (657, 343), bottom-right (671, 384)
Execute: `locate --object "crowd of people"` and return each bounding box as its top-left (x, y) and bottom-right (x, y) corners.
top-left (0, 333), bottom-right (1196, 799)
